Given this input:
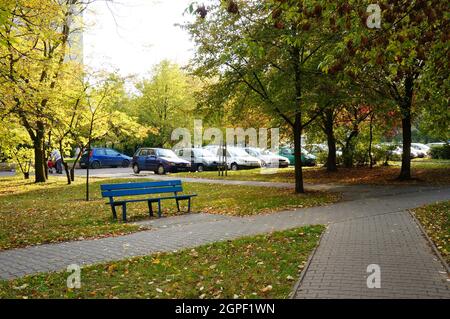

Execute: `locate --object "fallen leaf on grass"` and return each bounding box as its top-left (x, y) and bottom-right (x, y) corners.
top-left (286, 275), bottom-right (295, 281)
top-left (260, 285), bottom-right (272, 292)
top-left (13, 284), bottom-right (28, 290)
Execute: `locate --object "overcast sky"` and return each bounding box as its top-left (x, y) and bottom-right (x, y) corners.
top-left (83, 0), bottom-right (195, 79)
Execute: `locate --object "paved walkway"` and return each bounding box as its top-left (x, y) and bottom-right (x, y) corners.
top-left (294, 210), bottom-right (449, 298)
top-left (0, 182), bottom-right (449, 298)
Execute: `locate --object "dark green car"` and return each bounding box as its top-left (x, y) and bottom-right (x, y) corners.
top-left (279, 147), bottom-right (316, 166)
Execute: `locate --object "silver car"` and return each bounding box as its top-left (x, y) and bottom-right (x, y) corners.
top-left (175, 148), bottom-right (220, 172)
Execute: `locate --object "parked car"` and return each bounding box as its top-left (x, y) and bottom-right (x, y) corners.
top-left (205, 145), bottom-right (261, 170)
top-left (411, 143), bottom-right (430, 158)
top-left (175, 148), bottom-right (219, 172)
top-left (243, 147), bottom-right (290, 168)
top-left (132, 148), bottom-right (191, 174)
top-left (80, 148), bottom-right (132, 169)
top-left (389, 144), bottom-right (421, 158)
top-left (279, 147), bottom-right (316, 166)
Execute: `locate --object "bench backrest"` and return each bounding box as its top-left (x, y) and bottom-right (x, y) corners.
top-left (100, 180), bottom-right (183, 198)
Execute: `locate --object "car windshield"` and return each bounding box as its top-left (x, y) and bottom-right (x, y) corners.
top-left (281, 148), bottom-right (293, 155)
top-left (229, 148), bottom-right (250, 157)
top-left (157, 149), bottom-right (177, 158)
top-left (194, 149), bottom-right (215, 157)
top-left (247, 148), bottom-right (262, 156)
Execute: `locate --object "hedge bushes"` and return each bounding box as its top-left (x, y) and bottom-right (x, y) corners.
top-left (430, 144), bottom-right (450, 159)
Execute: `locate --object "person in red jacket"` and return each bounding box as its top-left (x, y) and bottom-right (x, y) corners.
top-left (47, 158), bottom-right (55, 174)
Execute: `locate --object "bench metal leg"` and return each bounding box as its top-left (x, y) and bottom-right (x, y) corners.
top-left (157, 200), bottom-right (162, 218)
top-left (187, 197), bottom-right (191, 213)
top-left (176, 198), bottom-right (180, 212)
top-left (122, 203), bottom-right (127, 222)
top-left (148, 201), bottom-right (153, 217)
top-left (111, 205), bottom-right (117, 219)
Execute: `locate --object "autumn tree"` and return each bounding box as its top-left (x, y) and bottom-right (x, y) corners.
top-left (332, 0), bottom-right (449, 179)
top-left (184, 0), bottom-right (344, 193)
top-left (0, 0), bottom-right (87, 182)
top-left (132, 60), bottom-right (199, 147)
top-left (52, 70), bottom-right (147, 186)
top-left (0, 118), bottom-right (33, 178)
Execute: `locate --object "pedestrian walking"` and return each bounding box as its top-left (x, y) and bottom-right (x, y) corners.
top-left (51, 149), bottom-right (63, 174)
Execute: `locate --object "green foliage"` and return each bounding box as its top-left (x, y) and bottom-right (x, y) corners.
top-left (184, 0), bottom-right (339, 125)
top-left (0, 119), bottom-right (33, 177)
top-left (314, 150), bottom-right (329, 165)
top-left (0, 120), bottom-right (31, 161)
top-left (373, 144), bottom-right (400, 164)
top-left (132, 60), bottom-right (200, 147)
top-left (430, 145), bottom-right (450, 160)
top-left (51, 70), bottom-right (147, 164)
top-left (416, 69), bottom-right (450, 140)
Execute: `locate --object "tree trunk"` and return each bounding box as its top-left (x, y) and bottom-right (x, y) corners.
top-left (63, 162), bottom-right (71, 184)
top-left (291, 45), bottom-right (304, 193)
top-left (342, 147), bottom-right (353, 168)
top-left (293, 113), bottom-right (304, 193)
top-left (34, 122), bottom-right (46, 183)
top-left (324, 109), bottom-right (337, 172)
top-left (70, 149), bottom-right (82, 182)
top-left (59, 142), bottom-right (71, 185)
top-left (34, 143), bottom-right (46, 182)
top-left (399, 110), bottom-right (412, 179)
top-left (86, 116), bottom-right (94, 201)
top-left (44, 146), bottom-right (49, 180)
top-left (369, 114), bottom-right (374, 169)
top-left (342, 129), bottom-right (358, 168)
top-left (398, 76), bottom-right (414, 180)
top-left (86, 142), bottom-right (91, 201)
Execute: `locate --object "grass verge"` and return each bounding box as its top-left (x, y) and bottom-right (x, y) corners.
top-left (411, 201), bottom-right (450, 265)
top-left (0, 226), bottom-right (324, 299)
top-left (0, 176), bottom-right (338, 250)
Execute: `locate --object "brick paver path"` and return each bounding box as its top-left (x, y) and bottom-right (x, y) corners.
top-left (0, 183), bottom-right (449, 299)
top-left (294, 210), bottom-right (449, 298)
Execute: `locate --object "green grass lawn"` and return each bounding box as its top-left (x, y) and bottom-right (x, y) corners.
top-left (394, 158), bottom-right (450, 169)
top-left (173, 160), bottom-right (450, 185)
top-left (0, 226), bottom-right (324, 299)
top-left (0, 176), bottom-right (338, 250)
top-left (412, 201), bottom-right (450, 264)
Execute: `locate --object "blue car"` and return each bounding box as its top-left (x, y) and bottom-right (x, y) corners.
top-left (80, 148), bottom-right (132, 169)
top-left (131, 148), bottom-right (191, 174)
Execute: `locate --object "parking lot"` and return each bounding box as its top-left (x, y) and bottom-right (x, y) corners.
top-left (74, 167), bottom-right (135, 178)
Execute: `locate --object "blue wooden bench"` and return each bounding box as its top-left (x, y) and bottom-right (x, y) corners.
top-left (100, 180), bottom-right (197, 221)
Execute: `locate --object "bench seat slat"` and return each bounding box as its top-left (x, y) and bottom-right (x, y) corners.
top-left (102, 186), bottom-right (183, 197)
top-left (100, 180), bottom-right (181, 191)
